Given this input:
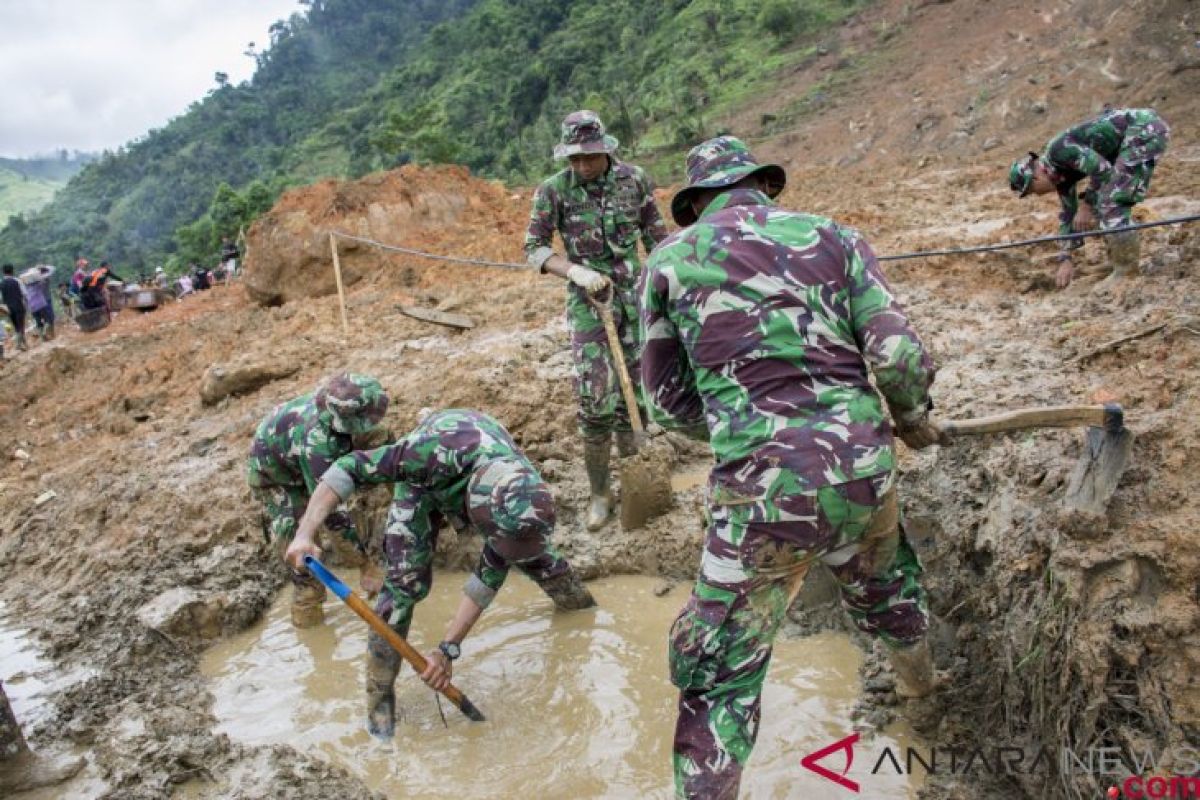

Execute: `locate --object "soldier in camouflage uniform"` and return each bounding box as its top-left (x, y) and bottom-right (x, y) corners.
top-left (285, 409), bottom-right (595, 738)
top-left (1009, 107), bottom-right (1170, 289)
top-left (525, 110), bottom-right (669, 530)
top-left (246, 372), bottom-right (390, 627)
top-left (640, 137), bottom-right (943, 799)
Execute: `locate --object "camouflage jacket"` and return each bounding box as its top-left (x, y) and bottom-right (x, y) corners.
top-left (1043, 107), bottom-right (1164, 238)
top-left (245, 393), bottom-right (356, 533)
top-left (524, 160), bottom-right (668, 285)
top-left (321, 410), bottom-right (546, 595)
top-left (639, 188), bottom-right (935, 498)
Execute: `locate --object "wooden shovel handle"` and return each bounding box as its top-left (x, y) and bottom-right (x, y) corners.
top-left (939, 404), bottom-right (1124, 437)
top-left (591, 295), bottom-right (644, 433)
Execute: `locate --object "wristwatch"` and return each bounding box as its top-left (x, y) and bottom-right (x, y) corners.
top-left (438, 641), bottom-right (461, 661)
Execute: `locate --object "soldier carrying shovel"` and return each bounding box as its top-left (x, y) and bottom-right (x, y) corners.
top-left (285, 409), bottom-right (595, 738)
top-left (524, 110), bottom-right (669, 530)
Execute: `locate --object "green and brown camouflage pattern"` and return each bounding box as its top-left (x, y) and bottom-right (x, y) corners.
top-left (670, 476), bottom-right (928, 798)
top-left (525, 155), bottom-right (668, 437)
top-left (553, 109), bottom-right (619, 160)
top-left (670, 135), bottom-right (786, 226)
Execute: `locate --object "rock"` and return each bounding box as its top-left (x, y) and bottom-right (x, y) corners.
top-left (653, 580), bottom-right (674, 597)
top-left (13, 448), bottom-right (30, 461)
top-left (34, 490), bottom-right (56, 506)
top-left (199, 361), bottom-right (300, 405)
top-left (982, 137), bottom-right (1002, 151)
top-left (136, 587), bottom-right (228, 640)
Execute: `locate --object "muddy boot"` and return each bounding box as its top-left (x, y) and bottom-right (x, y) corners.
top-left (614, 430), bottom-right (640, 458)
top-left (1096, 232), bottom-right (1140, 291)
top-left (365, 634), bottom-right (402, 739)
top-left (45, 322), bottom-right (54, 341)
top-left (0, 680), bottom-right (83, 794)
top-left (888, 639), bottom-right (942, 734)
top-left (584, 436), bottom-right (614, 531)
top-left (537, 570), bottom-right (597, 611)
top-left (290, 572), bottom-right (327, 628)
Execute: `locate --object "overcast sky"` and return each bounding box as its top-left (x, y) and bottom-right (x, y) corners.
top-left (0, 0), bottom-right (301, 158)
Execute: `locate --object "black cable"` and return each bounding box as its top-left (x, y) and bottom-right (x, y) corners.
top-left (877, 213), bottom-right (1200, 262)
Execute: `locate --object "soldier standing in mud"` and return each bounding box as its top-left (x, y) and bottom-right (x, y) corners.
top-left (1009, 106), bottom-right (1171, 289)
top-left (246, 372), bottom-right (390, 627)
top-left (524, 110), bottom-right (669, 530)
top-left (285, 408), bottom-right (595, 738)
top-left (640, 136), bottom-right (943, 800)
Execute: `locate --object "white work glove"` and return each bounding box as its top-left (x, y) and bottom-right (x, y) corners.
top-left (566, 264), bottom-right (611, 296)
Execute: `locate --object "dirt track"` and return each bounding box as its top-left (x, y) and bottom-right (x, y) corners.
top-left (1, 0), bottom-right (1198, 798)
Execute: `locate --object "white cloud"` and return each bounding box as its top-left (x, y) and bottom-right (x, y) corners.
top-left (0, 0), bottom-right (300, 157)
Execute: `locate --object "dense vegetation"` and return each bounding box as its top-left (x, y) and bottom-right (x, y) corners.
top-left (0, 0), bottom-right (864, 275)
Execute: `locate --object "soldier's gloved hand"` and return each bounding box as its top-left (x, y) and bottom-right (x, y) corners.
top-left (566, 264), bottom-right (611, 297)
top-left (421, 650), bottom-right (453, 692)
top-left (892, 407), bottom-right (944, 450)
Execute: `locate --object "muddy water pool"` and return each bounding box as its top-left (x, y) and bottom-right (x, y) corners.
top-left (201, 572), bottom-right (924, 798)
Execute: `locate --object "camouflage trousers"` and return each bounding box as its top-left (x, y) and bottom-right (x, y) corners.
top-left (566, 280), bottom-right (641, 439)
top-left (1097, 115), bottom-right (1170, 229)
top-left (670, 473), bottom-right (928, 799)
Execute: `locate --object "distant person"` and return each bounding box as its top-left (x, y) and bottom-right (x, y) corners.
top-left (524, 110), bottom-right (669, 530)
top-left (0, 680), bottom-right (83, 794)
top-left (80, 261), bottom-right (124, 312)
top-left (1009, 107), bottom-right (1171, 289)
top-left (177, 274), bottom-right (194, 298)
top-left (220, 235), bottom-right (240, 280)
top-left (247, 373), bottom-right (391, 628)
top-left (57, 282), bottom-right (76, 318)
top-left (0, 265), bottom-right (29, 351)
top-left (285, 409), bottom-right (595, 739)
top-left (22, 266), bottom-right (56, 342)
top-left (71, 258), bottom-right (88, 296)
top-left (641, 137), bottom-right (940, 799)
top-left (154, 267), bottom-right (169, 290)
top-left (192, 264), bottom-right (211, 291)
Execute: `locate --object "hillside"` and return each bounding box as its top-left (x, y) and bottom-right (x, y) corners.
top-left (0, 0), bottom-right (869, 275)
top-left (0, 154), bottom-right (94, 223)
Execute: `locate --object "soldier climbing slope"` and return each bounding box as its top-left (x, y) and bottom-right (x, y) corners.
top-left (524, 110), bottom-right (669, 530)
top-left (246, 372), bottom-right (390, 627)
top-left (640, 136), bottom-right (943, 800)
top-left (1009, 106), bottom-right (1171, 289)
top-left (285, 409), bottom-right (595, 738)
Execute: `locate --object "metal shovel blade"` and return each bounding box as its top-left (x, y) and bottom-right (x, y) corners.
top-left (1063, 424), bottom-right (1132, 516)
top-left (618, 439), bottom-right (675, 531)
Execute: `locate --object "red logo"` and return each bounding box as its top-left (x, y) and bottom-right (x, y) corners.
top-left (801, 732), bottom-right (861, 792)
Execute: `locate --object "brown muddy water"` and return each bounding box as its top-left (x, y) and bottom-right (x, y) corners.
top-left (198, 572), bottom-right (925, 799)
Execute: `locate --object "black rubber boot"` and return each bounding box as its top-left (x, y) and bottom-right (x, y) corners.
top-left (583, 436), bottom-right (614, 531)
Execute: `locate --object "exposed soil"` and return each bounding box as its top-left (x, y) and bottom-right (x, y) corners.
top-left (1, 1), bottom-right (1198, 798)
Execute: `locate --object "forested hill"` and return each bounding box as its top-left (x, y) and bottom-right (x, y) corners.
top-left (0, 0), bottom-right (864, 273)
top-left (0, 153), bottom-right (95, 223)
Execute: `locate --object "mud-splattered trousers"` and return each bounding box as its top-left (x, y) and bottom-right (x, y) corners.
top-left (525, 160), bottom-right (668, 439)
top-left (671, 474), bottom-right (927, 799)
top-left (1044, 108), bottom-right (1171, 255)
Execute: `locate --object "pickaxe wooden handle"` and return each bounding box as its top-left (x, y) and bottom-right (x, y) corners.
top-left (939, 403), bottom-right (1124, 437)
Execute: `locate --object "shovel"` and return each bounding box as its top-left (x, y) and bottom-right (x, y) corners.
top-left (938, 403), bottom-right (1131, 515)
top-left (590, 294), bottom-right (675, 530)
top-left (303, 555), bottom-right (486, 722)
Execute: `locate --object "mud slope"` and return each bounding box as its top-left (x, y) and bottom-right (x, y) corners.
top-left (0, 2), bottom-right (1197, 798)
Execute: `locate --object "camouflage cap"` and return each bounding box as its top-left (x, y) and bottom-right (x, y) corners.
top-left (1009, 152), bottom-right (1040, 197)
top-left (553, 110), bottom-right (619, 160)
top-left (314, 372), bottom-right (389, 435)
top-left (466, 458), bottom-right (556, 540)
top-left (670, 136), bottom-right (787, 226)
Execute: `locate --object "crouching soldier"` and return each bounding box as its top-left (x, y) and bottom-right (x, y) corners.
top-left (246, 372), bottom-right (390, 627)
top-left (1009, 106), bottom-right (1170, 289)
top-left (286, 409), bottom-right (595, 738)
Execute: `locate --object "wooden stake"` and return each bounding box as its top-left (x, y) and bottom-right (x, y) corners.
top-left (329, 232), bottom-right (350, 335)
